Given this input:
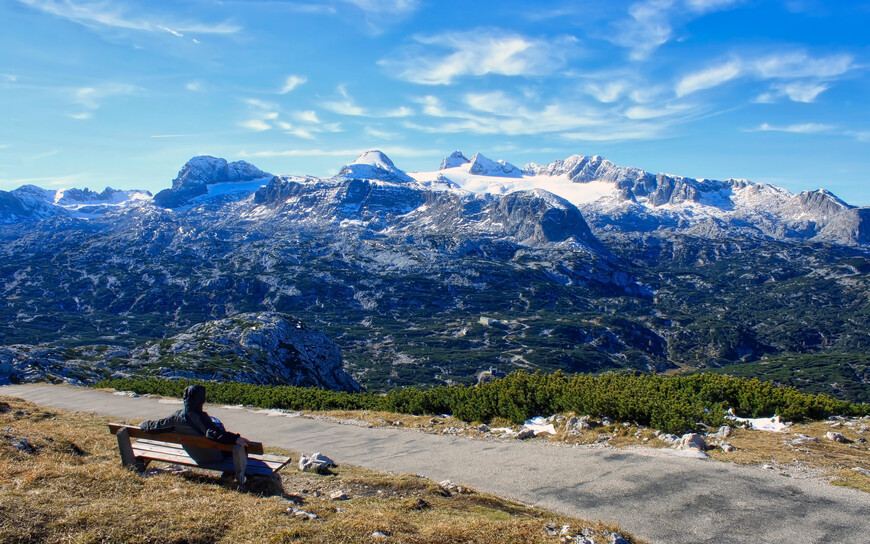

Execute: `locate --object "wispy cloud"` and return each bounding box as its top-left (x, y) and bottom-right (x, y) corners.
top-left (585, 81), bottom-right (629, 103)
top-left (295, 110), bottom-right (320, 123)
top-left (675, 61), bottom-right (741, 96)
top-left (239, 119), bottom-right (271, 132)
top-left (185, 81), bottom-right (203, 92)
top-left (322, 85), bottom-right (367, 115)
top-left (609, 0), bottom-right (675, 61)
top-left (66, 112), bottom-right (93, 120)
top-left (280, 75), bottom-right (307, 94)
top-left (775, 81), bottom-right (830, 103)
top-left (18, 0), bottom-right (241, 36)
top-left (239, 146), bottom-right (438, 159)
top-left (685, 0), bottom-right (743, 12)
top-left (381, 29), bottom-right (577, 85)
top-left (751, 122), bottom-right (833, 134)
top-left (752, 52), bottom-right (853, 79)
top-left (336, 0), bottom-right (421, 34)
top-left (150, 134), bottom-right (194, 138)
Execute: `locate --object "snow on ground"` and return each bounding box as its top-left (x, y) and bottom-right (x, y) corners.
top-left (410, 166), bottom-right (616, 205)
top-left (522, 416), bottom-right (557, 435)
top-left (726, 409), bottom-right (792, 432)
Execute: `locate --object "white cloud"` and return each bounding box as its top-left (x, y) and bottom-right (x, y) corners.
top-left (185, 81), bottom-right (203, 92)
top-left (382, 30), bottom-right (575, 85)
top-left (585, 81), bottom-right (628, 103)
top-left (322, 85), bottom-right (367, 116)
top-left (364, 127), bottom-right (396, 139)
top-left (776, 81), bottom-right (830, 103)
top-left (675, 61), bottom-right (741, 96)
top-left (295, 110), bottom-right (320, 123)
top-left (339, 0), bottom-right (420, 13)
top-left (239, 119), bottom-right (271, 131)
top-left (280, 75), bottom-right (307, 94)
top-left (385, 106), bottom-right (413, 117)
top-left (609, 0), bottom-right (675, 61)
top-left (71, 83), bottom-right (136, 110)
top-left (685, 0), bottom-right (743, 12)
top-left (244, 98), bottom-right (278, 110)
top-left (240, 146), bottom-right (438, 159)
top-left (624, 104), bottom-right (692, 120)
top-left (753, 122), bottom-right (833, 134)
top-left (285, 128), bottom-right (315, 139)
top-left (336, 0), bottom-right (421, 34)
top-left (66, 112), bottom-right (93, 120)
top-left (752, 52), bottom-right (854, 79)
top-left (18, 0), bottom-right (240, 35)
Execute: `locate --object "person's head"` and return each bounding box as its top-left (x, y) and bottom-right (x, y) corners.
top-left (182, 384), bottom-right (206, 412)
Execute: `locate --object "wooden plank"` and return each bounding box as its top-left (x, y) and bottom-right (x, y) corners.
top-left (108, 423), bottom-right (264, 454)
top-left (132, 447), bottom-right (281, 475)
top-left (133, 443), bottom-right (287, 473)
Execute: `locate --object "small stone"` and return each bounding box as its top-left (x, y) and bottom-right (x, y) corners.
top-left (477, 424), bottom-right (490, 432)
top-left (825, 432), bottom-right (848, 443)
top-left (610, 534), bottom-right (630, 544)
top-left (721, 442), bottom-right (735, 453)
top-left (371, 531), bottom-right (389, 538)
top-left (675, 433), bottom-right (707, 451)
top-left (330, 490), bottom-right (348, 501)
top-left (405, 497), bottom-right (430, 510)
top-left (852, 467), bottom-right (870, 477)
top-left (515, 428), bottom-right (536, 440)
top-left (286, 507), bottom-right (317, 520)
top-left (559, 525), bottom-right (573, 536)
top-left (12, 437), bottom-right (35, 454)
top-left (717, 425), bottom-right (732, 439)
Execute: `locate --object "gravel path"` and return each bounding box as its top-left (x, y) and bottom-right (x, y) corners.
top-left (3, 384), bottom-right (869, 544)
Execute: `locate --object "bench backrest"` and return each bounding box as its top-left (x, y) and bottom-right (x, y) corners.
top-left (108, 423), bottom-right (265, 455)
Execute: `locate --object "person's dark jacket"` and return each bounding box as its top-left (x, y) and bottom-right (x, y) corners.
top-left (140, 385), bottom-right (239, 464)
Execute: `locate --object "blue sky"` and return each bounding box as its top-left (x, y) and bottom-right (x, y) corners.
top-left (1, 0), bottom-right (868, 204)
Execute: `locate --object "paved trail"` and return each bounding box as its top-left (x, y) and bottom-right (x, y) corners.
top-left (3, 384), bottom-right (868, 544)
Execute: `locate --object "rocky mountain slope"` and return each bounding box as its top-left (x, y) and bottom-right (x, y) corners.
top-left (1, 312), bottom-right (359, 391)
top-left (1, 151), bottom-right (868, 396)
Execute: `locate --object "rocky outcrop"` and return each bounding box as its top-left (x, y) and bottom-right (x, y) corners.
top-left (128, 312), bottom-right (359, 391)
top-left (153, 156), bottom-right (270, 208)
top-left (0, 313), bottom-right (359, 392)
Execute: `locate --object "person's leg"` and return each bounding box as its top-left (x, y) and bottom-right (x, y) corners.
top-left (232, 444), bottom-right (247, 486)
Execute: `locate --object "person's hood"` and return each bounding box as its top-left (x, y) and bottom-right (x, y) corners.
top-left (182, 385), bottom-right (206, 413)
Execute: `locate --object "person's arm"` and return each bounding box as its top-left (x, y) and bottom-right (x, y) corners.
top-left (197, 412), bottom-right (242, 444)
top-left (139, 412), bottom-right (181, 433)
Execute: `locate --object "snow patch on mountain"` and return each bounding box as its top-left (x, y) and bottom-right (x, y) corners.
top-left (440, 150), bottom-right (470, 170)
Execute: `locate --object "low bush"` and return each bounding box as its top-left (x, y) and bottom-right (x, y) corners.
top-left (96, 371), bottom-right (870, 434)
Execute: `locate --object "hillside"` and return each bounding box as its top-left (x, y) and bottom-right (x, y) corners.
top-left (0, 395), bottom-right (637, 544)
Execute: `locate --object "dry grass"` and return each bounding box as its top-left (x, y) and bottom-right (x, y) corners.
top-left (0, 397), bottom-right (641, 544)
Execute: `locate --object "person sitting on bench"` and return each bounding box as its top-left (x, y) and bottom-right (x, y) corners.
top-left (140, 384), bottom-right (251, 483)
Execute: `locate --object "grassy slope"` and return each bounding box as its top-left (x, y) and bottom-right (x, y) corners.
top-left (0, 396), bottom-right (638, 544)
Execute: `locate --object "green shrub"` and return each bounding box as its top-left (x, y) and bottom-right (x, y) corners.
top-left (95, 371), bottom-right (870, 434)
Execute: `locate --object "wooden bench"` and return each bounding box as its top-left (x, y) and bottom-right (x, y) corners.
top-left (109, 423), bottom-right (292, 485)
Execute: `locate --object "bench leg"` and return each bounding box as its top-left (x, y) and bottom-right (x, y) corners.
top-left (116, 427), bottom-right (145, 471)
top-left (232, 444), bottom-right (247, 486)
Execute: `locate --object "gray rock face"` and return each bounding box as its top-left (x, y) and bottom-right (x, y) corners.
top-left (128, 312), bottom-right (359, 392)
top-left (153, 156), bottom-right (270, 208)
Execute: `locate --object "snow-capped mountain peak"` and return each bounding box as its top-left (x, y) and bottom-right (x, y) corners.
top-left (440, 150), bottom-right (470, 170)
top-left (337, 150), bottom-right (414, 183)
top-left (467, 153), bottom-right (522, 178)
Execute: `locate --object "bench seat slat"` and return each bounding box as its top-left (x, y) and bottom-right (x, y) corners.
top-left (133, 440), bottom-right (289, 471)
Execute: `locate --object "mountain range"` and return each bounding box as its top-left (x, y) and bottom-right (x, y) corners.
top-left (1, 151), bottom-right (867, 399)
